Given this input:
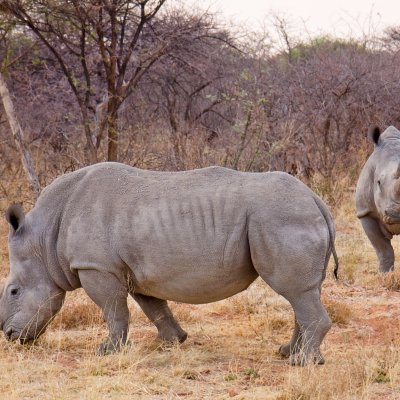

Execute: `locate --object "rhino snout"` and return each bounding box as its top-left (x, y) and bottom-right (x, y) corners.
top-left (5, 326), bottom-right (14, 341)
top-left (4, 325), bottom-right (20, 342)
top-left (4, 324), bottom-right (36, 343)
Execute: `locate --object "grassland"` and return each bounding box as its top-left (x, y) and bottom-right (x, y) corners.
top-left (0, 193), bottom-right (400, 399)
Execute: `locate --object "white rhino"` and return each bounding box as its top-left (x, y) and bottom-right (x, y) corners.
top-left (0, 163), bottom-right (338, 365)
top-left (356, 125), bottom-right (400, 272)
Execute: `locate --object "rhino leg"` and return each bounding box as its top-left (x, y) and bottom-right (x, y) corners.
top-left (79, 270), bottom-right (130, 355)
top-left (249, 215), bottom-right (332, 365)
top-left (287, 289), bottom-right (331, 366)
top-left (360, 216), bottom-right (394, 272)
top-left (279, 317), bottom-right (301, 358)
top-left (132, 293), bottom-right (187, 343)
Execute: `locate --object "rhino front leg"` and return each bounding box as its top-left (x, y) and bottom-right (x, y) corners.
top-left (360, 216), bottom-right (394, 272)
top-left (79, 270), bottom-right (130, 355)
top-left (132, 293), bottom-right (187, 343)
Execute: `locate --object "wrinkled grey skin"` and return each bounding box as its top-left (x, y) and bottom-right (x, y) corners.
top-left (356, 126), bottom-right (400, 272)
top-left (0, 163), bottom-right (338, 365)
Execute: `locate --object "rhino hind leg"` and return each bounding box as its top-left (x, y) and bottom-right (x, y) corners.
top-left (248, 216), bottom-right (332, 365)
top-left (132, 293), bottom-right (187, 344)
top-left (256, 273), bottom-right (331, 365)
top-left (360, 216), bottom-right (395, 272)
top-left (286, 289), bottom-right (332, 366)
top-left (279, 317), bottom-right (301, 358)
top-left (79, 269), bottom-right (130, 355)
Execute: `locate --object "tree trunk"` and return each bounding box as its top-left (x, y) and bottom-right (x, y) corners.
top-left (107, 106), bottom-right (119, 162)
top-left (82, 117), bottom-right (98, 164)
top-left (0, 71), bottom-right (41, 199)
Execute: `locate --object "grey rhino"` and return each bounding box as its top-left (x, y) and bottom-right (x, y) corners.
top-left (356, 125), bottom-right (400, 272)
top-left (0, 163), bottom-right (338, 365)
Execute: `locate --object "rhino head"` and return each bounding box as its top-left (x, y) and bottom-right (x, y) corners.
top-left (0, 204), bottom-right (65, 343)
top-left (368, 126), bottom-right (400, 226)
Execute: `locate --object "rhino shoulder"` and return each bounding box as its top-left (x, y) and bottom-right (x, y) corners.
top-left (356, 156), bottom-right (377, 218)
top-left (37, 166), bottom-right (95, 206)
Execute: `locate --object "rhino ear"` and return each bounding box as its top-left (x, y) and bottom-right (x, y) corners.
top-left (5, 204), bottom-right (25, 234)
top-left (368, 126), bottom-right (381, 146)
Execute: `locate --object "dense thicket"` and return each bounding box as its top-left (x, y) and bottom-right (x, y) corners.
top-left (1, 2), bottom-right (400, 205)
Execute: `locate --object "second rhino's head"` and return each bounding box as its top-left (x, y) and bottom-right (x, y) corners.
top-left (369, 126), bottom-right (400, 225)
top-left (0, 204), bottom-right (65, 343)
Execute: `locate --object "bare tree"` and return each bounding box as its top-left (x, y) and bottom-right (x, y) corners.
top-left (0, 72), bottom-right (41, 198)
top-left (0, 0), bottom-right (197, 161)
top-left (0, 16), bottom-right (41, 198)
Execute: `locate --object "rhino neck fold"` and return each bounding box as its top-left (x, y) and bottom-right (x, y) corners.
top-left (45, 241), bottom-right (81, 292)
top-left (356, 209), bottom-right (371, 219)
top-left (37, 210), bottom-right (81, 292)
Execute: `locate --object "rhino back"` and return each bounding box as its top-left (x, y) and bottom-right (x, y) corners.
top-left (58, 165), bottom-right (256, 302)
top-left (44, 164), bottom-right (325, 303)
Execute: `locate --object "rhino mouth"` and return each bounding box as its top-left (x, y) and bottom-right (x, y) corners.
top-left (4, 326), bottom-right (21, 342)
top-left (383, 210), bottom-right (400, 225)
top-left (4, 325), bottom-right (36, 344)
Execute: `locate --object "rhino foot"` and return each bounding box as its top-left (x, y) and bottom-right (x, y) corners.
top-left (289, 352), bottom-right (325, 366)
top-left (157, 328), bottom-right (188, 344)
top-left (379, 263), bottom-right (394, 273)
top-left (97, 339), bottom-right (131, 355)
top-left (278, 343), bottom-right (297, 358)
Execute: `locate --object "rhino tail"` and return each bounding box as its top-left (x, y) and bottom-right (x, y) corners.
top-left (332, 242), bottom-right (340, 280)
top-left (313, 195), bottom-right (339, 280)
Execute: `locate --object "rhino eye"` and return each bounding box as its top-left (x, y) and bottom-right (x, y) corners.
top-left (10, 288), bottom-right (19, 296)
top-left (377, 179), bottom-right (381, 186)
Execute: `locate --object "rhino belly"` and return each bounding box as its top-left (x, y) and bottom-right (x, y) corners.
top-left (134, 257), bottom-right (257, 304)
top-left (123, 196), bottom-right (258, 304)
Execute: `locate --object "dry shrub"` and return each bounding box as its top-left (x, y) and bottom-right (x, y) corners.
top-left (0, 220), bottom-right (9, 280)
top-left (335, 249), bottom-right (358, 281)
top-left (364, 358), bottom-right (391, 384)
top-left (52, 299), bottom-right (102, 329)
top-left (279, 345), bottom-right (400, 400)
top-left (363, 346), bottom-right (400, 387)
top-left (336, 245), bottom-right (361, 283)
top-left (170, 303), bottom-right (201, 324)
top-left (230, 296), bottom-right (261, 315)
top-left (280, 356), bottom-right (366, 400)
top-left (308, 172), bottom-right (353, 209)
top-left (266, 316), bottom-right (291, 336)
top-left (379, 271), bottom-right (400, 291)
top-left (332, 191), bottom-right (378, 285)
top-left (324, 299), bottom-right (352, 326)
top-left (207, 296), bottom-right (258, 319)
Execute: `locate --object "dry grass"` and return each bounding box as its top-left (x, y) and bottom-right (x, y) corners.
top-left (324, 299), bottom-right (352, 326)
top-left (52, 291), bottom-right (103, 329)
top-left (379, 271), bottom-right (400, 292)
top-left (1, 193), bottom-right (400, 399)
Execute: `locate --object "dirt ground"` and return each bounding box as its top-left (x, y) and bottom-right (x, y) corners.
top-left (0, 197), bottom-right (399, 399)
